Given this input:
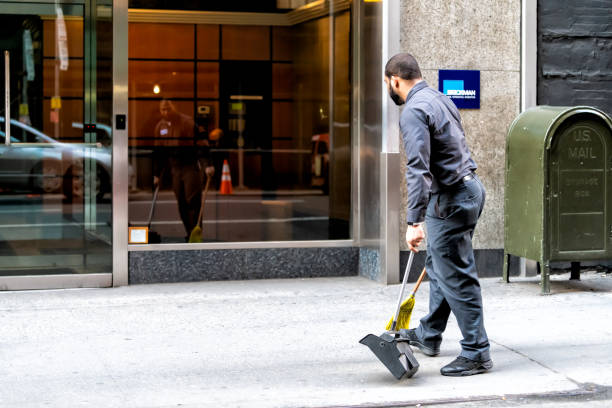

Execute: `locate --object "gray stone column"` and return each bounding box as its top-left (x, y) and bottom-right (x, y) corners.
top-left (398, 0), bottom-right (521, 263)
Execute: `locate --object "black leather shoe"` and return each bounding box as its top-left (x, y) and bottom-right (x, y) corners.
top-left (398, 329), bottom-right (440, 356)
top-left (440, 356), bottom-right (493, 376)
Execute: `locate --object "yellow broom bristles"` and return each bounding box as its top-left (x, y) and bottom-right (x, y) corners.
top-left (385, 294), bottom-right (415, 331)
top-left (188, 226), bottom-right (203, 243)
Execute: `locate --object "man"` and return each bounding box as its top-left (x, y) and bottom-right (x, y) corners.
top-left (384, 53), bottom-right (492, 376)
top-left (153, 100), bottom-right (214, 241)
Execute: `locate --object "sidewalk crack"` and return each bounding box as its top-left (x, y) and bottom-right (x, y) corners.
top-left (490, 339), bottom-right (581, 387)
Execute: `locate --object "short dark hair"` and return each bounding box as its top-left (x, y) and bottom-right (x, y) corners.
top-left (385, 53), bottom-right (422, 80)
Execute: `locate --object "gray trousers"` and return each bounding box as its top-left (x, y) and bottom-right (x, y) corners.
top-left (171, 164), bottom-right (203, 237)
top-left (415, 175), bottom-right (490, 362)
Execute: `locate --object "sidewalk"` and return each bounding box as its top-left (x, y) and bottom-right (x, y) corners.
top-left (0, 272), bottom-right (611, 407)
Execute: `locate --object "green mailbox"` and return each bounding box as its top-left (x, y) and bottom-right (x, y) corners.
top-left (504, 106), bottom-right (612, 293)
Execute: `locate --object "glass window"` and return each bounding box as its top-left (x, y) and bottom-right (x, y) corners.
top-left (0, 3), bottom-right (112, 278)
top-left (127, 3), bottom-right (351, 243)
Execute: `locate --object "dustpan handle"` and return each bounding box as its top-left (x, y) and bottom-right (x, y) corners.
top-left (391, 251), bottom-right (414, 331)
top-left (146, 184), bottom-right (160, 228)
top-left (147, 168), bottom-right (166, 228)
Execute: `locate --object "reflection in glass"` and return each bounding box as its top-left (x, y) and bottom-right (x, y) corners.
top-left (0, 3), bottom-right (112, 276)
top-left (152, 100), bottom-right (214, 242)
top-left (128, 4), bottom-right (351, 243)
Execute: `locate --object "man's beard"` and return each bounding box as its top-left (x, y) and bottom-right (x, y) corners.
top-left (388, 85), bottom-right (405, 106)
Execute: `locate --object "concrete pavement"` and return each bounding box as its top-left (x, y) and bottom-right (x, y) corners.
top-left (0, 271), bottom-right (611, 407)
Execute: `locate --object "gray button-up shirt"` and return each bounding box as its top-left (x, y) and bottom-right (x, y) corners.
top-left (400, 81), bottom-right (477, 224)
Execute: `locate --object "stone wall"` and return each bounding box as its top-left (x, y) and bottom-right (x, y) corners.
top-left (397, 0), bottom-right (521, 251)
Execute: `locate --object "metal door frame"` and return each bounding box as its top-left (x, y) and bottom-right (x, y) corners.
top-left (0, 0), bottom-right (113, 290)
top-left (112, 0), bottom-right (128, 286)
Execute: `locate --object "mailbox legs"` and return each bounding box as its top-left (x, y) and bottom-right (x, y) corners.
top-left (502, 252), bottom-right (510, 283)
top-left (570, 262), bottom-right (581, 280)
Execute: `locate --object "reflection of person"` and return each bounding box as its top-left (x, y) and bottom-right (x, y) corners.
top-left (208, 128), bottom-right (226, 189)
top-left (384, 53), bottom-right (491, 376)
top-left (153, 100), bottom-right (214, 241)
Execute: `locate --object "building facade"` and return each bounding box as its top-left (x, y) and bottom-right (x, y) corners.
top-left (0, 0), bottom-right (609, 290)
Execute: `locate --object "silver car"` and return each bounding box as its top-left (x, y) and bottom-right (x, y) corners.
top-left (0, 118), bottom-right (111, 200)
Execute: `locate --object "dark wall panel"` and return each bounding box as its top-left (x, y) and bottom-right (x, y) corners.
top-left (537, 0), bottom-right (612, 115)
top-left (129, 247), bottom-right (359, 283)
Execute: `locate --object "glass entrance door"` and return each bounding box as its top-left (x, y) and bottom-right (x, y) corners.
top-left (0, 1), bottom-right (112, 289)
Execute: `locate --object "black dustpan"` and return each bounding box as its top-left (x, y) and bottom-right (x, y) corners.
top-left (359, 332), bottom-right (419, 379)
top-left (360, 251), bottom-right (420, 379)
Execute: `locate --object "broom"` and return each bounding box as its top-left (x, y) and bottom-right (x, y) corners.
top-left (188, 174), bottom-right (212, 243)
top-left (385, 266), bottom-right (427, 331)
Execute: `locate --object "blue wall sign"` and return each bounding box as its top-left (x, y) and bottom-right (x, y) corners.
top-left (438, 70), bottom-right (480, 109)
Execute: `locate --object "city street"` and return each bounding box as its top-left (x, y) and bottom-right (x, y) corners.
top-left (0, 0), bottom-right (609, 406)
top-left (1, 271), bottom-right (611, 407)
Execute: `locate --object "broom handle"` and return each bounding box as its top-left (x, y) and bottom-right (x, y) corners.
top-left (411, 267), bottom-right (427, 296)
top-left (196, 175), bottom-right (212, 226)
top-left (391, 251), bottom-right (414, 331)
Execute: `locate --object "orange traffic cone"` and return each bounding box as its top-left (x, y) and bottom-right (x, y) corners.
top-left (219, 159), bottom-right (233, 195)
